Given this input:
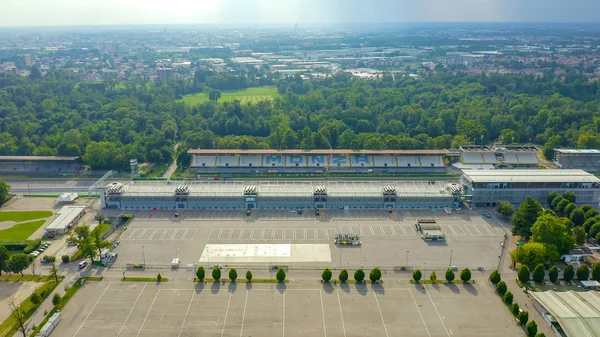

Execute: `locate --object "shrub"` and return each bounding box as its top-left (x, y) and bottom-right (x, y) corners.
top-left (276, 268), bottom-right (286, 282)
top-left (229, 268), bottom-right (238, 282)
top-left (43, 255), bottom-right (56, 263)
top-left (577, 264), bottom-right (590, 281)
top-left (503, 291), bottom-right (513, 305)
top-left (511, 303), bottom-right (520, 317)
top-left (460, 268), bottom-right (471, 282)
top-left (496, 281), bottom-right (507, 296)
top-left (518, 265), bottom-right (530, 284)
top-left (246, 270), bottom-right (252, 281)
top-left (23, 239), bottom-right (41, 254)
top-left (445, 269), bottom-right (455, 282)
top-left (526, 320), bottom-right (538, 337)
top-left (563, 264), bottom-right (575, 282)
top-left (212, 267), bottom-right (221, 281)
top-left (518, 311), bottom-right (529, 326)
top-left (489, 270), bottom-right (501, 285)
top-left (354, 269), bottom-right (365, 282)
top-left (52, 293), bottom-right (62, 306)
top-left (30, 293), bottom-right (42, 305)
top-left (196, 266), bottom-right (205, 281)
top-left (429, 271), bottom-right (437, 282)
top-left (322, 268), bottom-right (332, 282)
top-left (412, 270), bottom-right (422, 282)
top-left (156, 273), bottom-right (162, 282)
top-left (339, 269), bottom-right (348, 283)
top-left (532, 264), bottom-right (545, 283)
top-left (548, 266), bottom-right (559, 283)
top-left (370, 268), bottom-right (382, 283)
top-left (592, 263), bottom-right (600, 281)
top-left (535, 333), bottom-right (546, 337)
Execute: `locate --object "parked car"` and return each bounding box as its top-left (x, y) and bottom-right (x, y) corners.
top-left (78, 261), bottom-right (88, 269)
top-left (43, 232), bottom-right (55, 239)
top-left (30, 251), bottom-right (40, 257)
top-left (38, 247), bottom-right (46, 252)
top-left (173, 212), bottom-right (181, 218)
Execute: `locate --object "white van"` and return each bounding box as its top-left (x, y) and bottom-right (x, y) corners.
top-left (78, 261), bottom-right (88, 269)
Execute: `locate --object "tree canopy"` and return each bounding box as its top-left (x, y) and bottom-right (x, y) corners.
top-left (512, 197), bottom-right (543, 239)
top-left (531, 214), bottom-right (575, 255)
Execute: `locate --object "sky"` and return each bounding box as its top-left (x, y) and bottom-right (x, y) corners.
top-left (1, 0), bottom-right (599, 26)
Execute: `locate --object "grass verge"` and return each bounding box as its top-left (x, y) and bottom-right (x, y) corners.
top-left (193, 278), bottom-right (286, 283)
top-left (31, 277), bottom-right (83, 336)
top-left (122, 277), bottom-right (168, 282)
top-left (83, 276), bottom-right (104, 281)
top-left (0, 211), bottom-right (53, 222)
top-left (410, 279), bottom-right (476, 284)
top-left (0, 278), bottom-right (61, 337)
top-left (0, 274), bottom-right (53, 282)
top-left (0, 220), bottom-right (46, 241)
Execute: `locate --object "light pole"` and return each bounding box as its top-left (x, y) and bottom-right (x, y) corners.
top-left (449, 250), bottom-right (453, 269)
top-left (142, 245), bottom-right (146, 267)
top-left (405, 250), bottom-right (409, 267)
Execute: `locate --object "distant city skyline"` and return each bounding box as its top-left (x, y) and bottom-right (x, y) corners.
top-left (1, 0), bottom-right (600, 27)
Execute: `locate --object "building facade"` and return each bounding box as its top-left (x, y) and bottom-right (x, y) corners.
top-left (461, 169), bottom-right (600, 208)
top-left (101, 181), bottom-right (459, 211)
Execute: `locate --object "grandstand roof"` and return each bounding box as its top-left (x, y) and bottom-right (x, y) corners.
top-left (111, 180), bottom-right (454, 198)
top-left (460, 145), bottom-right (539, 152)
top-left (555, 149), bottom-right (600, 155)
top-left (462, 169), bottom-right (600, 183)
top-left (187, 149), bottom-right (446, 155)
top-left (0, 156), bottom-right (80, 162)
top-left (530, 290), bottom-right (600, 337)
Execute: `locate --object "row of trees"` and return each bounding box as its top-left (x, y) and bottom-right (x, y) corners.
top-left (3, 69), bottom-right (600, 170)
top-left (517, 262), bottom-right (600, 284)
top-left (412, 268), bottom-right (472, 283)
top-left (0, 246), bottom-right (32, 276)
top-left (194, 266), bottom-right (286, 283)
top-left (489, 271), bottom-right (544, 337)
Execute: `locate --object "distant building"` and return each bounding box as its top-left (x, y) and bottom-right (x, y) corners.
top-left (157, 68), bottom-right (174, 82)
top-left (24, 54), bottom-right (33, 67)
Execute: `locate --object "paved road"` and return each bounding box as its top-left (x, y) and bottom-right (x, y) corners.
top-left (162, 143), bottom-right (180, 179)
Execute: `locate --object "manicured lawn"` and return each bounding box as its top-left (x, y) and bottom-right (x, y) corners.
top-left (0, 211), bottom-right (52, 222)
top-left (95, 223), bottom-right (111, 236)
top-left (182, 87), bottom-right (279, 106)
top-left (0, 220), bottom-right (46, 241)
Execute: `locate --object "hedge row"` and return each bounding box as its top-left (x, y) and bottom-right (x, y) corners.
top-left (0, 239), bottom-right (40, 252)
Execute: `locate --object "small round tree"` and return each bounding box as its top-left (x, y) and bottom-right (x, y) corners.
top-left (503, 291), bottom-right (513, 305)
top-left (518, 265), bottom-right (530, 284)
top-left (369, 268), bottom-right (382, 283)
top-left (535, 333), bottom-right (546, 337)
top-left (196, 266), bottom-right (205, 282)
top-left (548, 266), bottom-right (559, 283)
top-left (276, 268), bottom-right (286, 282)
top-left (61, 255), bottom-right (70, 263)
top-left (592, 263), bottom-right (600, 281)
top-left (518, 311), bottom-right (529, 326)
top-left (429, 271), bottom-right (437, 282)
top-left (52, 293), bottom-right (62, 306)
top-left (339, 269), bottom-right (349, 283)
top-left (229, 268), bottom-right (238, 282)
top-left (496, 281), bottom-right (507, 296)
top-left (511, 303), bottom-right (520, 317)
top-left (460, 268), bottom-right (471, 282)
top-left (532, 264), bottom-right (545, 283)
top-left (577, 264), bottom-right (590, 281)
top-left (246, 270), bottom-right (253, 282)
top-left (563, 264), bottom-right (575, 282)
top-left (156, 273), bottom-right (162, 282)
top-left (354, 269), bottom-right (365, 282)
top-left (526, 320), bottom-right (537, 337)
top-left (412, 270), bottom-right (422, 283)
top-left (30, 293), bottom-right (41, 305)
top-left (489, 270), bottom-right (501, 285)
top-left (322, 268), bottom-right (332, 282)
top-left (212, 266), bottom-right (221, 281)
top-left (445, 269), bottom-right (455, 283)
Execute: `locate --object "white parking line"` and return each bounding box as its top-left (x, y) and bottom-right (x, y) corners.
top-left (453, 225), bottom-right (466, 236)
top-left (319, 290), bottom-right (327, 337)
top-left (220, 293), bottom-right (232, 337)
top-left (374, 293), bottom-right (390, 337)
top-left (73, 282), bottom-right (113, 337)
top-left (180, 229), bottom-right (189, 241)
top-left (227, 228), bottom-right (233, 240)
top-left (409, 289), bottom-right (432, 337)
top-left (425, 287), bottom-right (451, 337)
top-left (149, 229), bottom-right (158, 240)
top-left (480, 225), bottom-right (495, 236)
top-left (117, 283), bottom-right (147, 336)
top-left (189, 229), bottom-right (197, 240)
top-left (177, 290), bottom-right (195, 337)
top-left (239, 290), bottom-right (248, 337)
top-left (336, 290), bottom-right (347, 337)
top-left (170, 229), bottom-right (178, 240)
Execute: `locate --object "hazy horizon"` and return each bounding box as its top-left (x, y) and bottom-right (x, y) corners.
top-left (1, 0), bottom-right (599, 27)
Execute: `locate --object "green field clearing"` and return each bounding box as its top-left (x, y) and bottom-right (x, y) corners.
top-left (0, 211), bottom-right (53, 222)
top-left (182, 87), bottom-right (279, 106)
top-left (0, 220), bottom-right (46, 241)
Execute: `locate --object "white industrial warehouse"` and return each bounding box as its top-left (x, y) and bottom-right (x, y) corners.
top-left (44, 205), bottom-right (86, 235)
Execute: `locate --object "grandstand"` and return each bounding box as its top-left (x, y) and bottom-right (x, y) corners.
top-left (101, 180), bottom-right (459, 210)
top-left (454, 145), bottom-right (540, 170)
top-left (187, 149), bottom-right (446, 174)
top-left (554, 149), bottom-right (600, 172)
top-left (0, 156), bottom-right (81, 175)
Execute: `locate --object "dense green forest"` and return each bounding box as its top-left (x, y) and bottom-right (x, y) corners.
top-left (0, 69), bottom-right (599, 170)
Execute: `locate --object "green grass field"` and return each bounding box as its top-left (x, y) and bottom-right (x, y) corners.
top-left (0, 211), bottom-right (53, 222)
top-left (182, 87), bottom-right (279, 106)
top-left (0, 220), bottom-right (46, 241)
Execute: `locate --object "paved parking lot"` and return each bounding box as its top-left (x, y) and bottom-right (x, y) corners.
top-left (54, 280), bottom-right (521, 337)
